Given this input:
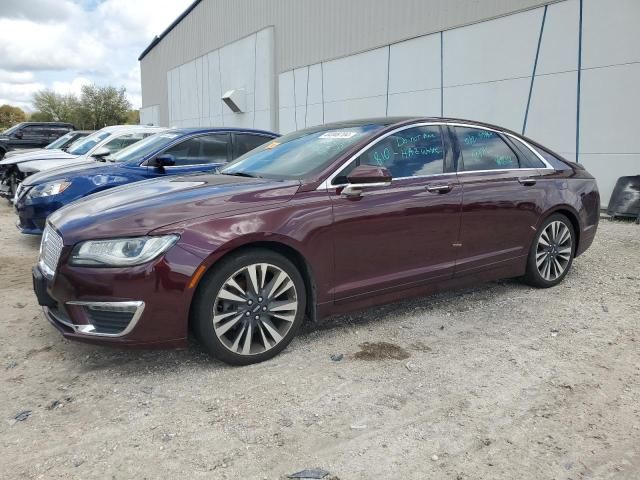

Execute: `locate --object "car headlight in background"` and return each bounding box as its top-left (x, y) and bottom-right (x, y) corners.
top-left (69, 235), bottom-right (179, 267)
top-left (28, 181), bottom-right (71, 198)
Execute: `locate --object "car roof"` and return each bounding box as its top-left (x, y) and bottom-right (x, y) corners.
top-left (97, 125), bottom-right (166, 134)
top-left (164, 127), bottom-right (279, 136)
top-left (17, 122), bottom-right (75, 127)
top-left (300, 116), bottom-right (540, 144)
top-left (304, 116), bottom-right (519, 133)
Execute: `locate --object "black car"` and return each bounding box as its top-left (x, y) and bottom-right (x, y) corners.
top-left (0, 122), bottom-right (76, 159)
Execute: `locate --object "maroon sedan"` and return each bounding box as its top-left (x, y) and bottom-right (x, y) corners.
top-left (33, 117), bottom-right (599, 365)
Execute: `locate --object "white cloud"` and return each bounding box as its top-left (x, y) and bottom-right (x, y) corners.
top-left (0, 0), bottom-right (192, 109)
top-left (0, 81), bottom-right (46, 111)
top-left (0, 0), bottom-right (79, 22)
top-left (0, 70), bottom-right (35, 84)
top-left (52, 77), bottom-right (92, 96)
top-left (0, 18), bottom-right (107, 72)
top-left (95, 0), bottom-right (193, 46)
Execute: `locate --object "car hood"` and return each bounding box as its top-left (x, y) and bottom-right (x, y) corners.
top-left (4, 148), bottom-right (41, 157)
top-left (0, 149), bottom-right (76, 166)
top-left (23, 159), bottom-right (113, 186)
top-left (50, 174), bottom-right (301, 244)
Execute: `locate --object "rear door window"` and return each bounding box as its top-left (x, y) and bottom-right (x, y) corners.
top-left (454, 127), bottom-right (519, 171)
top-left (232, 134), bottom-right (273, 159)
top-left (531, 145), bottom-right (571, 170)
top-left (21, 126), bottom-right (43, 139)
top-left (163, 134), bottom-right (230, 165)
top-left (504, 137), bottom-right (546, 168)
top-left (103, 133), bottom-right (147, 154)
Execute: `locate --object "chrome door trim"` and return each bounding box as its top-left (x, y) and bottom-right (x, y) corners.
top-left (316, 121), bottom-right (553, 191)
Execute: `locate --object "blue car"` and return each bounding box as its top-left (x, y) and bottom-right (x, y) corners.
top-left (14, 127), bottom-right (278, 234)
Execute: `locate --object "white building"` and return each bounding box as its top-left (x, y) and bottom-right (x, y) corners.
top-left (139, 0), bottom-right (640, 206)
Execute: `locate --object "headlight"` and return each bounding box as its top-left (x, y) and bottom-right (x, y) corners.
top-left (69, 235), bottom-right (179, 267)
top-left (28, 181), bottom-right (71, 198)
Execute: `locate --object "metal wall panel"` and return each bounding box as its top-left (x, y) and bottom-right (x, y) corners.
top-left (165, 28), bottom-right (275, 130)
top-left (139, 0), bottom-right (640, 206)
top-left (141, 0), bottom-right (554, 126)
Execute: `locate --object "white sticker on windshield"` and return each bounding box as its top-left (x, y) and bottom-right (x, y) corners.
top-left (319, 131), bottom-right (357, 139)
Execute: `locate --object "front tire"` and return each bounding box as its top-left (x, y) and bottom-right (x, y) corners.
top-left (8, 170), bottom-right (19, 199)
top-left (523, 213), bottom-right (575, 288)
top-left (192, 249), bottom-right (306, 365)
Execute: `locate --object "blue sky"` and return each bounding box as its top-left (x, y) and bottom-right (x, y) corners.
top-left (0, 0), bottom-right (192, 111)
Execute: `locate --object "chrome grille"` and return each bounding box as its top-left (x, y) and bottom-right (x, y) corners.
top-left (39, 225), bottom-right (63, 278)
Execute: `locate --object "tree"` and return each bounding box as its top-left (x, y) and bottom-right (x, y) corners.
top-left (78, 85), bottom-right (131, 129)
top-left (0, 104), bottom-right (27, 130)
top-left (29, 111), bottom-right (53, 122)
top-left (125, 109), bottom-right (140, 125)
top-left (32, 90), bottom-right (78, 123)
top-left (30, 83), bottom-right (133, 129)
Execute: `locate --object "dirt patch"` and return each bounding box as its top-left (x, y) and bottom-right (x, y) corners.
top-left (353, 341), bottom-right (411, 360)
top-left (0, 202), bottom-right (639, 480)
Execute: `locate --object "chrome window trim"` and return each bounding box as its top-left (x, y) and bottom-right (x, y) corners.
top-left (448, 123), bottom-right (553, 170)
top-left (61, 300), bottom-right (146, 337)
top-left (456, 167), bottom-right (546, 175)
top-left (316, 121), bottom-right (554, 190)
top-left (317, 122), bottom-right (447, 190)
top-left (163, 162), bottom-right (225, 169)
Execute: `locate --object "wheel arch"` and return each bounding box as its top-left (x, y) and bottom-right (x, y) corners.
top-left (188, 239), bottom-right (318, 332)
top-left (538, 205), bottom-right (582, 255)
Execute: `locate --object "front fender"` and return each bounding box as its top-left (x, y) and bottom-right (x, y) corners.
top-left (152, 193), bottom-right (335, 305)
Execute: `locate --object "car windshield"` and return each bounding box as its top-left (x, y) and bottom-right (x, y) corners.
top-left (111, 131), bottom-right (181, 163)
top-left (67, 131), bottom-right (111, 155)
top-left (45, 132), bottom-right (75, 150)
top-left (2, 124), bottom-right (24, 135)
top-left (220, 124), bottom-right (384, 180)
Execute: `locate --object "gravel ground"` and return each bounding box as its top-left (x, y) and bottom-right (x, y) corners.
top-left (0, 201), bottom-right (639, 480)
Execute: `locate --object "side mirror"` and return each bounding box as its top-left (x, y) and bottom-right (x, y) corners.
top-left (13, 131), bottom-right (23, 139)
top-left (147, 154), bottom-right (176, 169)
top-left (342, 165), bottom-right (392, 197)
top-left (91, 146), bottom-right (111, 160)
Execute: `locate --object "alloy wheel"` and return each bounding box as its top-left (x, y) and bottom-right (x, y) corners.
top-left (212, 263), bottom-right (298, 356)
top-left (535, 220), bottom-right (572, 281)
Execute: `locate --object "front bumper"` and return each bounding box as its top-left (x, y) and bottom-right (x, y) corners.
top-left (15, 191), bottom-right (59, 234)
top-left (33, 243), bottom-right (204, 348)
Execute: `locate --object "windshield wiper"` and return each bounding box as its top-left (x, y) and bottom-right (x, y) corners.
top-left (220, 171), bottom-right (259, 178)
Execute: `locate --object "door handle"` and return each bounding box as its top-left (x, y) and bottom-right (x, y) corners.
top-left (518, 177), bottom-right (537, 186)
top-left (426, 183), bottom-right (452, 193)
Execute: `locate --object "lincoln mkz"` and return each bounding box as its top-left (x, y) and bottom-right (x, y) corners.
top-left (32, 117), bottom-right (600, 365)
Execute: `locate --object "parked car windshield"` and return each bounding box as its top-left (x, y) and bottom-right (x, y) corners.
top-left (220, 124), bottom-right (384, 180)
top-left (111, 131), bottom-right (181, 164)
top-left (45, 132), bottom-right (75, 150)
top-left (67, 131), bottom-right (111, 155)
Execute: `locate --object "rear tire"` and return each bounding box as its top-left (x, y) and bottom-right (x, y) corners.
top-left (523, 213), bottom-right (575, 288)
top-left (192, 248), bottom-right (306, 365)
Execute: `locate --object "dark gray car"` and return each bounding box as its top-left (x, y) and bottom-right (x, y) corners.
top-left (0, 122), bottom-right (76, 159)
